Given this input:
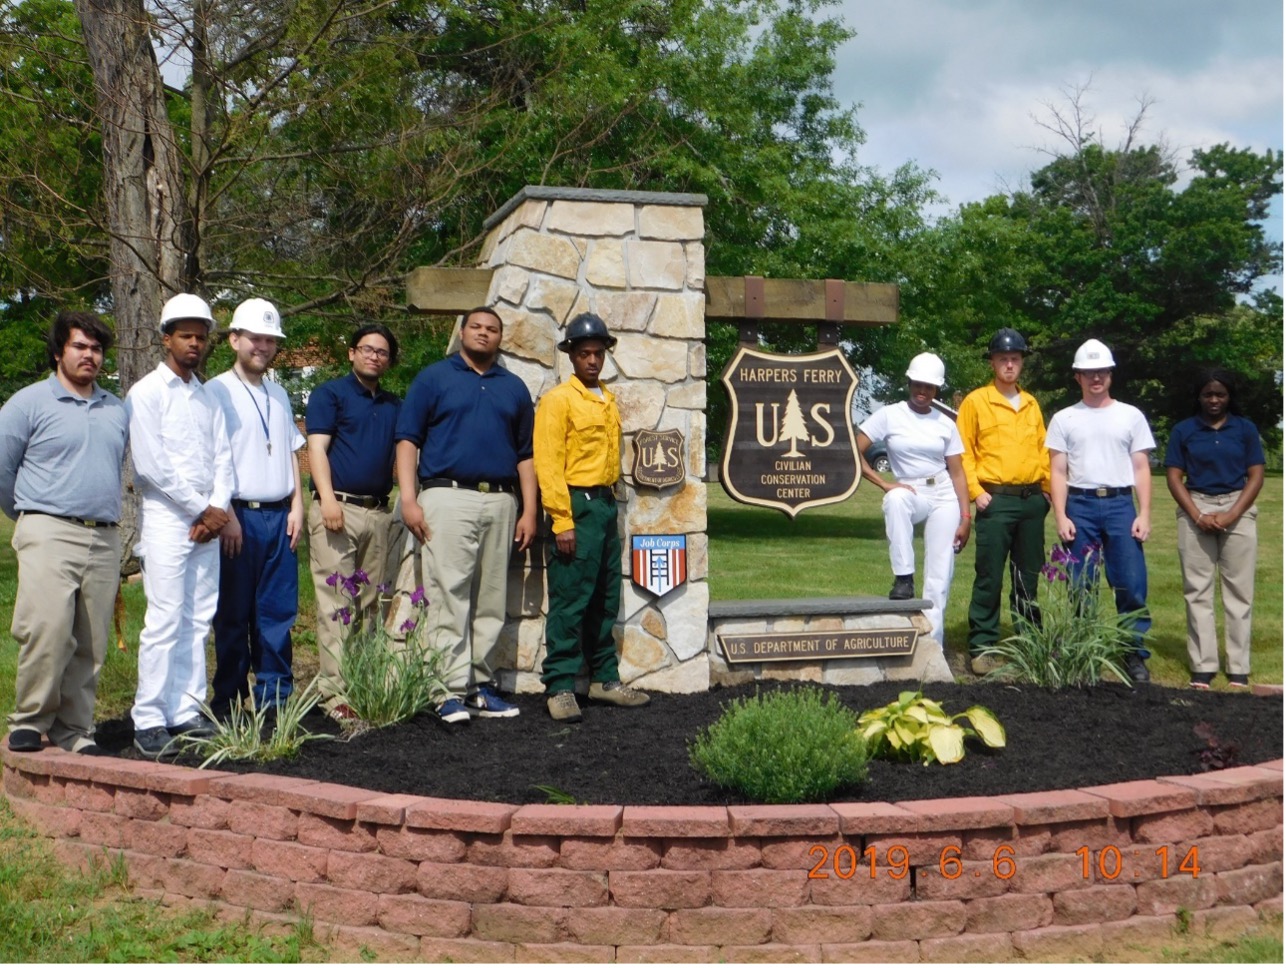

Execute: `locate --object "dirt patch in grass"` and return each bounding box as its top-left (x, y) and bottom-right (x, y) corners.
top-left (95, 680), bottom-right (1281, 806)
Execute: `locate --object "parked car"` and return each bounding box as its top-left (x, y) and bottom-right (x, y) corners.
top-left (862, 400), bottom-right (958, 475)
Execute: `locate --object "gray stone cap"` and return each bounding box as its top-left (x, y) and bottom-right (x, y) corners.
top-left (484, 185), bottom-right (710, 230)
top-left (709, 597), bottom-right (930, 619)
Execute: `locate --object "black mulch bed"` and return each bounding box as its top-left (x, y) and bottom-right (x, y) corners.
top-left (96, 681), bottom-right (1281, 806)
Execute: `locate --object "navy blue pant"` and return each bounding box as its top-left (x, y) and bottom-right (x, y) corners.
top-left (1065, 492), bottom-right (1151, 656)
top-left (212, 505), bottom-right (297, 711)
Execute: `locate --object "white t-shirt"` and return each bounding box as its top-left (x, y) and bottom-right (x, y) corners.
top-left (209, 371), bottom-right (305, 502)
top-left (1046, 400), bottom-right (1155, 488)
top-left (859, 401), bottom-right (964, 480)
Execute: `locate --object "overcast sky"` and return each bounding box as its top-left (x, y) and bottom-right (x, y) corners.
top-left (832, 0), bottom-right (1284, 267)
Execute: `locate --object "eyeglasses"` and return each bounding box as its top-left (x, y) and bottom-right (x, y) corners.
top-left (354, 345), bottom-right (390, 360)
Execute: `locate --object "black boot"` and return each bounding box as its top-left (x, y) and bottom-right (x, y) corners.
top-left (889, 574), bottom-right (915, 600)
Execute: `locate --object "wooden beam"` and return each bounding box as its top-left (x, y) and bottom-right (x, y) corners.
top-left (406, 267), bottom-right (495, 314)
top-left (404, 267), bottom-right (900, 326)
top-left (704, 277), bottom-right (898, 326)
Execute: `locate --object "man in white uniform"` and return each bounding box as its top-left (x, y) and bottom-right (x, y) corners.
top-left (208, 298), bottom-right (306, 716)
top-left (128, 294), bottom-right (234, 757)
top-left (1047, 338), bottom-right (1156, 682)
top-left (857, 353), bottom-right (972, 647)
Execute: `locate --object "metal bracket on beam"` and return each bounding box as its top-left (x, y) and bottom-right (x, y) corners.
top-left (739, 275), bottom-right (765, 344)
top-left (819, 279), bottom-right (844, 346)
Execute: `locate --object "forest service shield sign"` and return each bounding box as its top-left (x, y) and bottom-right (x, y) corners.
top-left (631, 428), bottom-right (686, 489)
top-left (719, 346), bottom-right (860, 517)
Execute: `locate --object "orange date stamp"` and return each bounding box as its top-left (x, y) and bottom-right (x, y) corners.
top-left (806, 844), bottom-right (1202, 880)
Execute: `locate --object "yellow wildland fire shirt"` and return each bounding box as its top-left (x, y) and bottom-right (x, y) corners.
top-left (534, 375), bottom-right (621, 534)
top-left (956, 383), bottom-right (1051, 501)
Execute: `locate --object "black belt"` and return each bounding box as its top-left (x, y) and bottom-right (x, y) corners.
top-left (571, 485), bottom-right (616, 500)
top-left (420, 478), bottom-right (517, 495)
top-left (25, 510), bottom-right (117, 529)
top-left (312, 490), bottom-right (389, 510)
top-left (981, 482), bottom-right (1043, 498)
top-left (1068, 486), bottom-right (1133, 498)
top-left (233, 497), bottom-right (292, 510)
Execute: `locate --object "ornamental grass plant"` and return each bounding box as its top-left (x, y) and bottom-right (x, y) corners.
top-left (689, 686), bottom-right (869, 804)
top-left (177, 680), bottom-right (332, 768)
top-left (978, 543), bottom-right (1145, 688)
top-left (328, 572), bottom-right (451, 728)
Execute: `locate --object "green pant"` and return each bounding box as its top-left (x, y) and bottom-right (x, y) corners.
top-left (968, 491), bottom-right (1048, 652)
top-left (542, 489), bottom-right (621, 694)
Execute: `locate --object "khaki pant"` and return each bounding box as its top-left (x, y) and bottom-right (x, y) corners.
top-left (8, 513), bottom-right (121, 748)
top-left (411, 486), bottom-right (517, 697)
top-left (308, 499), bottom-right (399, 704)
top-left (1176, 491), bottom-right (1258, 675)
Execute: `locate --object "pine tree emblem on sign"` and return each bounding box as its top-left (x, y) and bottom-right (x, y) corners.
top-left (630, 535), bottom-right (688, 597)
top-left (719, 346), bottom-right (860, 517)
top-left (631, 428), bottom-right (686, 489)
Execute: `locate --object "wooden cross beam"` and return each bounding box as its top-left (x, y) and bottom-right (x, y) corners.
top-left (405, 268), bottom-right (899, 345)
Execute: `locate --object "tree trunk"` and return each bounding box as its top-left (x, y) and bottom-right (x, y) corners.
top-left (73, 0), bottom-right (191, 569)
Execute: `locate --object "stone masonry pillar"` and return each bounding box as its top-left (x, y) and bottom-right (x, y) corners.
top-left (478, 187), bottom-right (711, 694)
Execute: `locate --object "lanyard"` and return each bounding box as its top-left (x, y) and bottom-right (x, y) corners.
top-left (235, 373), bottom-right (273, 454)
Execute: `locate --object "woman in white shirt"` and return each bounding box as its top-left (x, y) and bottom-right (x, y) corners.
top-left (857, 353), bottom-right (972, 647)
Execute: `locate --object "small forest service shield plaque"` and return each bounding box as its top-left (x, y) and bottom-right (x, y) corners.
top-left (631, 428), bottom-right (686, 489)
top-left (630, 534), bottom-right (688, 597)
top-left (719, 345), bottom-right (860, 517)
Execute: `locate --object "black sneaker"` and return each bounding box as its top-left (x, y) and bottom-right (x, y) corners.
top-left (7, 728), bottom-right (41, 752)
top-left (170, 714), bottom-right (218, 739)
top-left (1124, 653), bottom-right (1150, 683)
top-left (133, 726), bottom-right (174, 759)
top-left (889, 575), bottom-right (915, 600)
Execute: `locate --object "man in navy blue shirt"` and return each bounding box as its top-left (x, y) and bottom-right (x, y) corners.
top-left (394, 307), bottom-right (538, 722)
top-left (306, 324), bottom-right (402, 720)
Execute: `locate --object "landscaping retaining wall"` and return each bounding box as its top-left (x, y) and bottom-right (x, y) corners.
top-left (2, 749), bottom-right (1280, 962)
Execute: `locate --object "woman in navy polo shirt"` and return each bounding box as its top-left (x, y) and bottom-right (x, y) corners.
top-left (1164, 368), bottom-right (1265, 689)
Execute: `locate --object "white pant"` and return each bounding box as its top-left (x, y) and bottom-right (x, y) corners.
top-left (133, 503), bottom-right (220, 730)
top-left (883, 479), bottom-right (960, 646)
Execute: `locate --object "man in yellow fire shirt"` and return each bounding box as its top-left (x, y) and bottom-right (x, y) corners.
top-left (533, 313), bottom-right (650, 723)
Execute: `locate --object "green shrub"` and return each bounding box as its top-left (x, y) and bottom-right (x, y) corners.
top-left (689, 687), bottom-right (869, 804)
top-left (979, 544), bottom-right (1144, 688)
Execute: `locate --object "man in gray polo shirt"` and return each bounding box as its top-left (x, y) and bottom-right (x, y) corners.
top-left (0, 311), bottom-right (129, 755)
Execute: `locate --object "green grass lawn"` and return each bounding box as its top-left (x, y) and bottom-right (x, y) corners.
top-left (709, 471), bottom-right (1283, 689)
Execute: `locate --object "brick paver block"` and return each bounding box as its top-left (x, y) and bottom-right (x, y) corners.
top-left (919, 932), bottom-right (1017, 964)
top-left (417, 938), bottom-right (517, 963)
top-left (999, 789), bottom-right (1111, 825)
top-left (831, 801), bottom-right (919, 835)
top-left (296, 812), bottom-right (378, 852)
top-left (559, 835), bottom-right (662, 871)
top-left (1135, 872), bottom-right (1221, 914)
top-left (1191, 903), bottom-right (1260, 938)
top-left (467, 830), bottom-right (560, 868)
top-left (1211, 797), bottom-right (1283, 836)
top-left (1131, 808), bottom-right (1215, 845)
top-left (328, 848), bottom-right (418, 894)
top-left (285, 781), bottom-right (375, 820)
top-left (1245, 825), bottom-right (1283, 865)
top-left (159, 856), bottom-right (227, 899)
top-left (295, 881), bottom-right (380, 926)
top-left (354, 793), bottom-right (427, 826)
top-left (1216, 861), bottom-right (1284, 906)
top-left (819, 939), bottom-right (919, 963)
top-left (207, 773), bottom-right (319, 807)
top-left (771, 905), bottom-right (873, 944)
top-left (621, 805), bottom-right (731, 839)
top-left (711, 868), bottom-right (810, 908)
top-left (404, 797), bottom-right (515, 833)
top-left (610, 869), bottom-right (712, 909)
top-left (1012, 923), bottom-right (1104, 962)
top-left (125, 818), bottom-right (188, 857)
top-left (615, 943), bottom-right (719, 963)
top-left (727, 804), bottom-right (839, 837)
top-left (80, 810), bottom-right (126, 848)
top-left (1199, 765), bottom-right (1284, 801)
top-left (1099, 913), bottom-right (1180, 956)
top-left (964, 893), bottom-right (1054, 933)
top-left (506, 867), bottom-right (609, 907)
top-left (962, 824), bottom-right (1052, 860)
top-left (864, 831), bottom-right (963, 868)
top-left (1253, 758), bottom-right (1282, 771)
top-left (913, 860), bottom-right (1009, 900)
top-left (513, 942), bottom-right (615, 963)
top-left (1052, 883), bottom-right (1138, 924)
top-left (1249, 684), bottom-right (1283, 697)
top-left (668, 907), bottom-right (773, 946)
top-left (375, 826), bottom-right (467, 863)
top-left (14, 746), bottom-right (98, 781)
top-left (472, 903), bottom-right (568, 944)
top-left (63, 779), bottom-right (115, 813)
top-left (719, 942), bottom-right (821, 963)
top-left (0, 748), bottom-right (60, 776)
top-left (868, 899), bottom-right (966, 940)
top-left (808, 866), bottom-right (912, 906)
top-left (67, 757), bottom-right (170, 788)
top-left (1079, 779), bottom-right (1199, 817)
top-left (416, 860), bottom-right (508, 903)
top-left (114, 788), bottom-right (169, 821)
top-left (328, 924), bottom-right (421, 961)
top-left (896, 796), bottom-right (1014, 831)
top-left (662, 837), bottom-right (761, 871)
top-left (6, 797), bottom-right (80, 838)
top-left (563, 905), bottom-right (668, 945)
top-left (376, 893), bottom-right (472, 938)
top-left (510, 804), bottom-right (622, 837)
top-left (145, 767), bottom-right (233, 796)
top-left (168, 794), bottom-right (231, 830)
top-left (1156, 772), bottom-right (1272, 806)
top-left (187, 828), bottom-right (254, 869)
top-left (249, 838), bottom-right (329, 882)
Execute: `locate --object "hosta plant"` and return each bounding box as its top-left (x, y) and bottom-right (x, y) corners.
top-left (857, 690), bottom-right (1006, 765)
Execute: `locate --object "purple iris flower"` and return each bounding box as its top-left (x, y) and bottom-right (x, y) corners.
top-left (410, 587), bottom-right (427, 607)
top-left (326, 573), bottom-right (340, 587)
top-left (331, 606), bottom-right (353, 626)
top-left (400, 619), bottom-right (417, 633)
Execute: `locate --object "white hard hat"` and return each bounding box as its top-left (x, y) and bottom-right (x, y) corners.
top-left (1072, 338), bottom-right (1115, 370)
top-left (159, 293), bottom-right (215, 334)
top-left (230, 298), bottom-right (285, 339)
top-left (905, 352), bottom-right (946, 387)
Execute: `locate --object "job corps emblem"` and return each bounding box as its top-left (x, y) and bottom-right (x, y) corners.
top-left (630, 534), bottom-right (688, 597)
top-left (719, 345), bottom-right (860, 517)
top-left (632, 428), bottom-right (686, 489)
